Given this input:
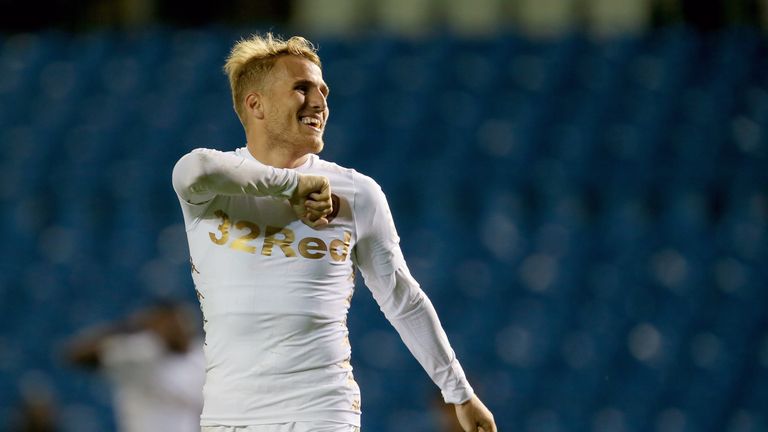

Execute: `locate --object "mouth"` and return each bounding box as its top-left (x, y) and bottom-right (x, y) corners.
top-left (299, 116), bottom-right (323, 132)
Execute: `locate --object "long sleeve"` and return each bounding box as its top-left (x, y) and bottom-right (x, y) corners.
top-left (352, 174), bottom-right (474, 404)
top-left (172, 148), bottom-right (298, 205)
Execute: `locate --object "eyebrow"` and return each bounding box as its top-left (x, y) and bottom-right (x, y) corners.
top-left (294, 79), bottom-right (330, 96)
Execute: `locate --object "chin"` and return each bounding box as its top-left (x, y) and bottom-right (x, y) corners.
top-left (308, 139), bottom-right (324, 154)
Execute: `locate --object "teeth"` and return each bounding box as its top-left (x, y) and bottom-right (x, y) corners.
top-left (301, 117), bottom-right (321, 127)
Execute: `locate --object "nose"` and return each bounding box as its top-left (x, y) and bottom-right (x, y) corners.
top-left (308, 88), bottom-right (327, 112)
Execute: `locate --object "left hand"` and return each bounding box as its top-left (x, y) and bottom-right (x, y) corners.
top-left (455, 394), bottom-right (497, 432)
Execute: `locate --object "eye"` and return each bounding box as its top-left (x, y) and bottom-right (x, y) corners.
top-left (295, 85), bottom-right (308, 94)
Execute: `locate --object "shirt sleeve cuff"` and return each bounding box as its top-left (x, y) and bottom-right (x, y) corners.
top-left (275, 170), bottom-right (299, 200)
top-left (440, 361), bottom-right (475, 404)
top-left (442, 385), bottom-right (475, 404)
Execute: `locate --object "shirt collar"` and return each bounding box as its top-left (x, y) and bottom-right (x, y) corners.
top-left (236, 146), bottom-right (316, 171)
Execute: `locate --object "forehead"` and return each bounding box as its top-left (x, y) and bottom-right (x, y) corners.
top-left (270, 55), bottom-right (325, 86)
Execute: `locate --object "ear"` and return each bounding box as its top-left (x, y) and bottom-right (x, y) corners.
top-left (244, 92), bottom-right (265, 120)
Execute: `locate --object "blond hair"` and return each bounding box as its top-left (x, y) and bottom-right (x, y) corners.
top-left (224, 33), bottom-right (321, 125)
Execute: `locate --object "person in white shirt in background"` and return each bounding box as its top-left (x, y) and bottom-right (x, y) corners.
top-left (66, 300), bottom-right (205, 432)
top-left (172, 33), bottom-right (497, 432)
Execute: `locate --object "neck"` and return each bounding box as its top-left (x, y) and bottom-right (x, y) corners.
top-left (245, 140), bottom-right (309, 169)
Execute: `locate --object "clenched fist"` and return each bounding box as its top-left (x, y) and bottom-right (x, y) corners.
top-left (289, 174), bottom-right (332, 228)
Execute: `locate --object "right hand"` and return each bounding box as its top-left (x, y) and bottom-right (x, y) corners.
top-left (289, 174), bottom-right (332, 228)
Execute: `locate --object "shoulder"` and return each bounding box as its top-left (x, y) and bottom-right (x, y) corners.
top-left (353, 171), bottom-right (384, 201)
top-left (349, 170), bottom-right (389, 215)
top-left (174, 147), bottom-right (236, 166)
top-left (190, 147), bottom-right (238, 158)
top-left (312, 157), bottom-right (384, 198)
top-left (310, 157), bottom-right (357, 179)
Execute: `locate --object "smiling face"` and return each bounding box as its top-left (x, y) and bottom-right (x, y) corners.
top-left (259, 55), bottom-right (330, 156)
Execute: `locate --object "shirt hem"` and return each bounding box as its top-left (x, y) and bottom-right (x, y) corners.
top-left (200, 410), bottom-right (361, 427)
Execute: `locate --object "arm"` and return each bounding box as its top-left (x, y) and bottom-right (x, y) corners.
top-left (65, 306), bottom-right (180, 370)
top-left (172, 148), bottom-right (332, 226)
top-left (352, 175), bottom-right (496, 431)
top-left (360, 266), bottom-right (474, 402)
top-left (171, 148), bottom-right (298, 204)
top-left (65, 321), bottom-right (140, 370)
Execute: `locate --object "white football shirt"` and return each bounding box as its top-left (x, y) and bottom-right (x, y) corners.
top-left (172, 147), bottom-right (473, 427)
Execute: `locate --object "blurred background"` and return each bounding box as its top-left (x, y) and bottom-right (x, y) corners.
top-left (1, 0), bottom-right (767, 431)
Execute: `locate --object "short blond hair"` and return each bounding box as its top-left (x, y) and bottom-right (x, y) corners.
top-left (224, 33), bottom-right (321, 124)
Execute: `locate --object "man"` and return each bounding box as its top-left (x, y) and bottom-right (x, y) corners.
top-left (172, 33), bottom-right (496, 432)
top-left (66, 300), bottom-right (205, 432)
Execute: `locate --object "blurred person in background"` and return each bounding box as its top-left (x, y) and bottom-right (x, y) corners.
top-left (65, 300), bottom-right (205, 432)
top-left (171, 33), bottom-right (496, 432)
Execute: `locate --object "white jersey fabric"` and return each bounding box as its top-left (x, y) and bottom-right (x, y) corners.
top-left (172, 147), bottom-right (473, 427)
top-left (202, 423), bottom-right (359, 432)
top-left (100, 332), bottom-right (206, 432)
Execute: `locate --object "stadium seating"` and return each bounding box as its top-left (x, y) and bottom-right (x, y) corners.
top-left (0, 26), bottom-right (766, 431)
